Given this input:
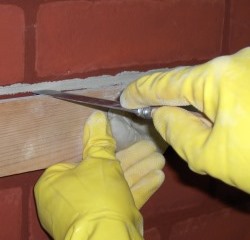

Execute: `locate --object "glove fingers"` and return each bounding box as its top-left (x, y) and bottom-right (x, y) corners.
top-left (82, 111), bottom-right (116, 160)
top-left (109, 110), bottom-right (168, 153)
top-left (108, 112), bottom-right (143, 151)
top-left (124, 152), bottom-right (165, 187)
top-left (119, 68), bottom-right (194, 109)
top-left (153, 106), bottom-right (211, 172)
top-left (131, 170), bottom-right (165, 209)
top-left (116, 140), bottom-right (158, 171)
top-left (120, 61), bottom-right (219, 114)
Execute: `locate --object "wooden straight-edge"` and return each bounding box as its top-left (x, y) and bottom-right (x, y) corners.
top-left (0, 86), bottom-right (123, 177)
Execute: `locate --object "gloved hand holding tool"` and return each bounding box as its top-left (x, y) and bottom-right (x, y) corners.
top-left (34, 47), bottom-right (250, 240)
top-left (35, 111), bottom-right (165, 239)
top-left (121, 47), bottom-right (250, 193)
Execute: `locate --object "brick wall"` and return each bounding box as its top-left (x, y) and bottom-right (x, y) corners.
top-left (3, 0), bottom-right (250, 86)
top-left (0, 0), bottom-right (250, 239)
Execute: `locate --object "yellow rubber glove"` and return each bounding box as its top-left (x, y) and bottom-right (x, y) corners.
top-left (116, 140), bottom-right (165, 209)
top-left (121, 47), bottom-right (250, 193)
top-left (34, 111), bottom-right (143, 240)
top-left (108, 110), bottom-right (168, 153)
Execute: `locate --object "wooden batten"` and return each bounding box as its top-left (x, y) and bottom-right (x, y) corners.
top-left (0, 86), bottom-right (123, 177)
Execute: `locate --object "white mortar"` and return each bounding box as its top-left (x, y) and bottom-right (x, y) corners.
top-left (0, 68), bottom-right (169, 96)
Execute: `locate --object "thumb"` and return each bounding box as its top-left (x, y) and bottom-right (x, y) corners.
top-left (82, 111), bottom-right (116, 160)
top-left (153, 106), bottom-right (211, 168)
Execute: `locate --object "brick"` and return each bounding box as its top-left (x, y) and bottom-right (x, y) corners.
top-left (144, 227), bottom-right (161, 240)
top-left (229, 0), bottom-right (250, 53)
top-left (36, 0), bottom-right (225, 79)
top-left (0, 187), bottom-right (22, 239)
top-left (0, 5), bottom-right (24, 85)
top-left (141, 149), bottom-right (212, 219)
top-left (28, 184), bottom-right (50, 240)
top-left (169, 208), bottom-right (250, 240)
top-left (22, 171), bottom-right (50, 240)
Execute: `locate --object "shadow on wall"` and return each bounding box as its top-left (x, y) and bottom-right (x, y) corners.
top-left (141, 147), bottom-right (250, 239)
top-left (165, 147), bottom-right (250, 213)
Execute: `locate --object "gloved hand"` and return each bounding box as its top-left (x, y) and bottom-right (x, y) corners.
top-left (108, 111), bottom-right (166, 209)
top-left (116, 140), bottom-right (165, 209)
top-left (120, 47), bottom-right (250, 193)
top-left (35, 111), bottom-right (143, 240)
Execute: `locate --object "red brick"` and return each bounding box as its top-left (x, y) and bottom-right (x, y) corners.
top-left (0, 5), bottom-right (24, 85)
top-left (141, 160), bottom-right (212, 219)
top-left (28, 185), bottom-right (50, 240)
top-left (229, 0), bottom-right (250, 53)
top-left (36, 0), bottom-right (225, 79)
top-left (144, 227), bottom-right (161, 240)
top-left (0, 187), bottom-right (22, 239)
top-left (169, 208), bottom-right (250, 240)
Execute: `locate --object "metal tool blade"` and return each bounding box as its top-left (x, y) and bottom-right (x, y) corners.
top-left (33, 90), bottom-right (142, 116)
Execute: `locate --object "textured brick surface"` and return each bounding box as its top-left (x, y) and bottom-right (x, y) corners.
top-left (36, 0), bottom-right (225, 79)
top-left (0, 5), bottom-right (24, 85)
top-left (0, 0), bottom-right (250, 239)
top-left (169, 208), bottom-right (250, 240)
top-left (229, 0), bottom-right (250, 53)
top-left (144, 227), bottom-right (161, 240)
top-left (0, 153), bottom-right (249, 240)
top-left (28, 182), bottom-right (50, 240)
top-left (141, 149), bottom-right (212, 219)
top-left (0, 187), bottom-right (22, 239)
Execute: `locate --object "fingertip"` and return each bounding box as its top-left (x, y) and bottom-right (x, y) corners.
top-left (83, 111), bottom-right (109, 147)
top-left (152, 106), bottom-right (200, 142)
top-left (153, 153), bottom-right (166, 170)
top-left (151, 106), bottom-right (173, 142)
top-left (119, 90), bottom-right (127, 108)
top-left (120, 83), bottom-right (146, 109)
top-left (152, 106), bottom-right (211, 166)
top-left (148, 169), bottom-right (165, 188)
top-left (131, 169), bottom-right (165, 209)
top-left (154, 169), bottom-right (165, 185)
top-left (120, 88), bottom-right (133, 108)
top-left (85, 111), bottom-right (108, 126)
top-left (83, 111), bottom-right (116, 160)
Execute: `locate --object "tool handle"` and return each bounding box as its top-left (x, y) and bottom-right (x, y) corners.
top-left (134, 105), bottom-right (199, 119)
top-left (134, 107), bottom-right (153, 119)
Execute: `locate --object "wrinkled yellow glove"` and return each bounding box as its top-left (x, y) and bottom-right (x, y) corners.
top-left (121, 47), bottom-right (250, 193)
top-left (116, 140), bottom-right (165, 209)
top-left (35, 111), bottom-right (143, 240)
top-left (108, 110), bottom-right (168, 153)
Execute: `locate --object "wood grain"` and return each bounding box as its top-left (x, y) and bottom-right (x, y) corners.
top-left (0, 86), bottom-right (123, 177)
